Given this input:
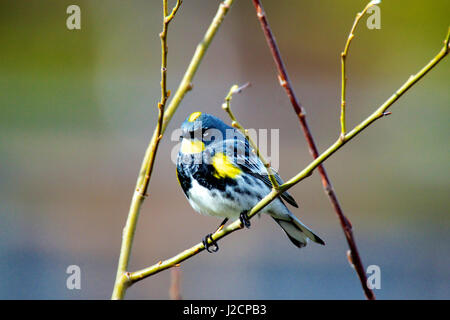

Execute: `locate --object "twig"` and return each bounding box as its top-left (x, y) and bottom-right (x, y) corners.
top-left (161, 0), bottom-right (234, 132)
top-left (251, 0), bottom-right (375, 299)
top-left (221, 83), bottom-right (280, 190)
top-left (111, 0), bottom-right (182, 300)
top-left (111, 0), bottom-right (235, 300)
top-left (127, 28), bottom-right (450, 283)
top-left (112, 0), bottom-right (236, 299)
top-left (341, 0), bottom-right (380, 139)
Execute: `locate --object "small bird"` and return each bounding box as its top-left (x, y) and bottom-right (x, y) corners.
top-left (176, 112), bottom-right (325, 252)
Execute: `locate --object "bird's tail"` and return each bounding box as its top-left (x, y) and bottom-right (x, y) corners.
top-left (272, 214), bottom-right (325, 248)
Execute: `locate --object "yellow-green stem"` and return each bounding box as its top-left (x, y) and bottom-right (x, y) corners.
top-left (222, 83), bottom-right (280, 190)
top-left (340, 1), bottom-right (378, 138)
top-left (111, 0), bottom-right (181, 300)
top-left (111, 0), bottom-right (234, 300)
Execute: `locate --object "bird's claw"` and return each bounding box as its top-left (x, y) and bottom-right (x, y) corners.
top-left (240, 211), bottom-right (251, 229)
top-left (202, 233), bottom-right (219, 253)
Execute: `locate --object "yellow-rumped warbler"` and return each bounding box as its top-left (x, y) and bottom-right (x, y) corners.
top-left (176, 112), bottom-right (325, 252)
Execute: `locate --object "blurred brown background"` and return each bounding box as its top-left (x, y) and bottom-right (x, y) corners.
top-left (0, 0), bottom-right (449, 299)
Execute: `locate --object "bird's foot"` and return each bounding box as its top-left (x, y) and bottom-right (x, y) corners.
top-left (202, 233), bottom-right (219, 253)
top-left (239, 210), bottom-right (251, 229)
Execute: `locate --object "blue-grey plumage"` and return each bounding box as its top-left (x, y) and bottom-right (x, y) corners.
top-left (176, 112), bottom-right (325, 248)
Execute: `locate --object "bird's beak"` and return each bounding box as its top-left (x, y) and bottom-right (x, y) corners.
top-left (179, 129), bottom-right (190, 141)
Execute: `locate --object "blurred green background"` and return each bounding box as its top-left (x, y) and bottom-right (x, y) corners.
top-left (0, 0), bottom-right (449, 299)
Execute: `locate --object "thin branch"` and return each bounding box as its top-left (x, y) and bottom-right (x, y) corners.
top-left (111, 0), bottom-right (235, 300)
top-left (169, 269), bottom-right (182, 300)
top-left (144, 0), bottom-right (182, 197)
top-left (251, 0), bottom-right (375, 299)
top-left (127, 29), bottom-right (449, 283)
top-left (221, 83), bottom-right (280, 190)
top-left (341, 0), bottom-right (380, 139)
top-left (161, 0), bottom-right (235, 132)
top-left (111, 0), bottom-right (182, 300)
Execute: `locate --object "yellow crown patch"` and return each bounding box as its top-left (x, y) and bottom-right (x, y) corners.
top-left (188, 111), bottom-right (202, 122)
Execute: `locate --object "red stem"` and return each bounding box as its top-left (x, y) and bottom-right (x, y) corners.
top-left (251, 0), bottom-right (375, 300)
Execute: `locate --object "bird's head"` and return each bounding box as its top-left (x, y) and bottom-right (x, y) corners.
top-left (179, 112), bottom-right (232, 155)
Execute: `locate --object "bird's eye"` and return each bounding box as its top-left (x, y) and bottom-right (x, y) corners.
top-left (202, 128), bottom-right (209, 138)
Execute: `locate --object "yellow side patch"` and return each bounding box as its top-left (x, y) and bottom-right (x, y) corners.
top-left (188, 111), bottom-right (202, 122)
top-left (212, 152), bottom-right (241, 179)
top-left (176, 169), bottom-right (180, 184)
top-left (181, 139), bottom-right (205, 154)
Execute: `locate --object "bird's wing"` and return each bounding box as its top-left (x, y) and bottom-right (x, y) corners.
top-left (208, 138), bottom-right (299, 208)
